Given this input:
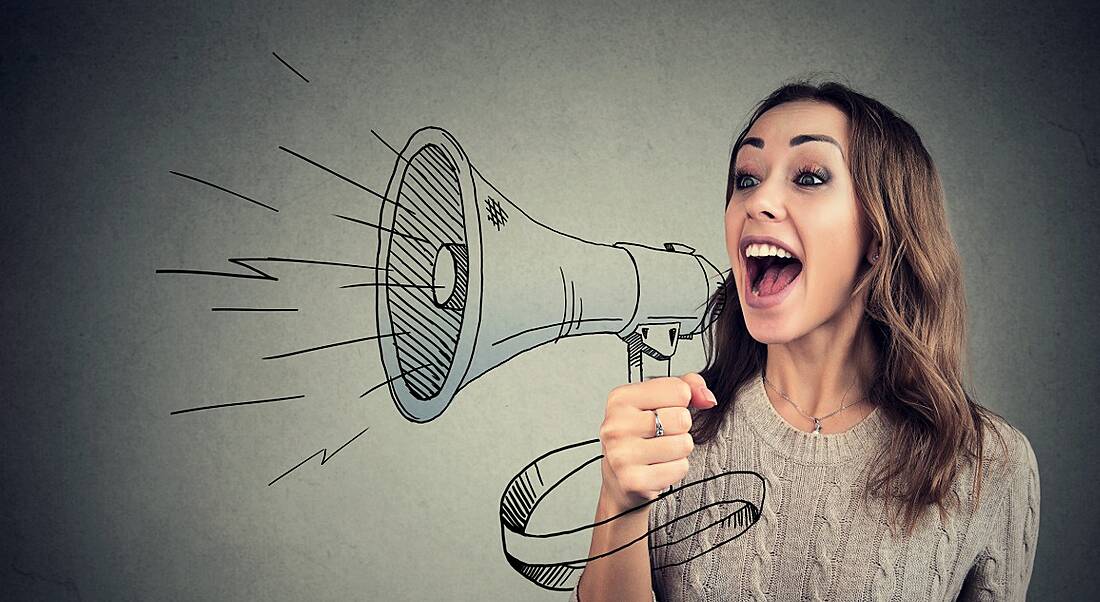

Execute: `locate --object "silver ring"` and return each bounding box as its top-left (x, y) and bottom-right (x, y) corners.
top-left (654, 411), bottom-right (664, 437)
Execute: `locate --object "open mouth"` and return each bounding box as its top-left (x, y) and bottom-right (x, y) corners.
top-left (746, 254), bottom-right (803, 297)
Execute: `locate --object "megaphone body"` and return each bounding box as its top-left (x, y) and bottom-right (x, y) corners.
top-left (374, 128), bottom-right (751, 593)
top-left (375, 127), bottom-right (725, 423)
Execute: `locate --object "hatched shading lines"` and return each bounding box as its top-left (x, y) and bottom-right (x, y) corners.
top-left (389, 220), bottom-right (439, 268)
top-left (410, 152), bottom-right (460, 204)
top-left (416, 145), bottom-right (462, 197)
top-left (406, 148), bottom-right (463, 222)
top-left (389, 311), bottom-right (451, 366)
top-left (388, 298), bottom-right (458, 360)
top-left (389, 299), bottom-right (453, 341)
top-left (398, 189), bottom-right (460, 246)
top-left (399, 182), bottom-right (462, 242)
top-left (386, 244), bottom-right (435, 287)
top-left (422, 143), bottom-right (460, 178)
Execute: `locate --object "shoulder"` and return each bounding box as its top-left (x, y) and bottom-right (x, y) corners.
top-left (975, 414), bottom-right (1040, 516)
top-left (953, 416), bottom-right (1042, 598)
top-left (979, 415), bottom-right (1039, 479)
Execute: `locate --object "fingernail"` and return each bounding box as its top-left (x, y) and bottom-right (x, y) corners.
top-left (703, 388), bottom-right (717, 406)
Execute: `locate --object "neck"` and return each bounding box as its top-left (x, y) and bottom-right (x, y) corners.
top-left (763, 305), bottom-right (879, 428)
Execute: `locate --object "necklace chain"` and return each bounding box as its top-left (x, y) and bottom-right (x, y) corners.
top-left (762, 371), bottom-right (866, 435)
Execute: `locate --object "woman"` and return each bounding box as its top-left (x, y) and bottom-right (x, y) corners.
top-left (571, 80), bottom-right (1040, 601)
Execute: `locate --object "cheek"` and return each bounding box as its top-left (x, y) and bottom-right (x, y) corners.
top-left (803, 213), bottom-right (864, 297)
top-left (724, 206), bottom-right (743, 260)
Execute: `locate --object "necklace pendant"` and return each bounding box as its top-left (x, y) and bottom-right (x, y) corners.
top-left (812, 418), bottom-right (822, 435)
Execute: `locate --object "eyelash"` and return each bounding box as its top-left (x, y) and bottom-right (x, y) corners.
top-left (733, 166), bottom-right (830, 190)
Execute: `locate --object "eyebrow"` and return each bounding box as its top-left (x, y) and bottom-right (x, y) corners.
top-left (740, 134), bottom-right (844, 158)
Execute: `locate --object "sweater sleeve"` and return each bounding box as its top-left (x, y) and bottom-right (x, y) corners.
top-left (957, 428), bottom-right (1041, 601)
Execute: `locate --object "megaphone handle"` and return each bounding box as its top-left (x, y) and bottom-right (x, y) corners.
top-left (628, 345), bottom-right (672, 383)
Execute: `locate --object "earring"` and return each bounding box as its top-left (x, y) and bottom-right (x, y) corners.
top-left (870, 252), bottom-right (880, 264)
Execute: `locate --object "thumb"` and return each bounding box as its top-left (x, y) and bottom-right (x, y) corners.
top-left (679, 372), bottom-right (718, 410)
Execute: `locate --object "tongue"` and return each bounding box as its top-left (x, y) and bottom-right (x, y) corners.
top-left (759, 261), bottom-right (803, 296)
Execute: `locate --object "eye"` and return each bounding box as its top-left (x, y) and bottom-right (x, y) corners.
top-left (733, 166), bottom-right (831, 191)
top-left (795, 167), bottom-right (830, 187)
top-left (733, 170), bottom-right (759, 190)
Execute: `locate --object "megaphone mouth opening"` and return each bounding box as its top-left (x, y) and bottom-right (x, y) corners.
top-left (432, 243), bottom-right (468, 311)
top-left (375, 128), bottom-right (481, 422)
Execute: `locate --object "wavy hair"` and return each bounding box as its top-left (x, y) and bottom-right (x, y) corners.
top-left (691, 78), bottom-right (1009, 535)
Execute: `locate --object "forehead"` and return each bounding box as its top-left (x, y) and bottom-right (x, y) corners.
top-left (743, 100), bottom-right (849, 153)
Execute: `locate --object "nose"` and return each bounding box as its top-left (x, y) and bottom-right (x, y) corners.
top-left (742, 178), bottom-right (787, 221)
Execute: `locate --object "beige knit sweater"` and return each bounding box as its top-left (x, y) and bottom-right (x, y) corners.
top-left (570, 372), bottom-right (1040, 601)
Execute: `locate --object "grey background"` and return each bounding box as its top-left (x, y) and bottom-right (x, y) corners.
top-left (3, 0), bottom-right (1097, 599)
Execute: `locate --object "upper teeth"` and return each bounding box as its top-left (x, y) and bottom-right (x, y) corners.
top-left (744, 243), bottom-right (794, 259)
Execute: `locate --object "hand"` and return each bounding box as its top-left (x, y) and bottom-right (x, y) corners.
top-left (598, 373), bottom-right (718, 514)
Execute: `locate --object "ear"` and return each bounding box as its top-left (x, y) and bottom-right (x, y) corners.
top-left (866, 240), bottom-right (881, 265)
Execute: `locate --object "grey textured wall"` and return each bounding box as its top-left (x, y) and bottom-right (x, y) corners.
top-left (3, 1), bottom-right (1097, 599)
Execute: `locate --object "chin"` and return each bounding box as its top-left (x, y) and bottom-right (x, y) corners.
top-left (746, 327), bottom-right (799, 346)
top-left (742, 314), bottom-right (802, 345)
top-left (736, 283), bottom-right (805, 344)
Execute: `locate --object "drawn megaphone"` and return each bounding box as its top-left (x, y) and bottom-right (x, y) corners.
top-left (374, 127), bottom-right (726, 422)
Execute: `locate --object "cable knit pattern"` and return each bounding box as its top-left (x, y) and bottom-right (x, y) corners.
top-left (805, 468), bottom-right (841, 601)
top-left (749, 449), bottom-right (780, 600)
top-left (868, 505), bottom-right (895, 600)
top-left (568, 371), bottom-right (1040, 601)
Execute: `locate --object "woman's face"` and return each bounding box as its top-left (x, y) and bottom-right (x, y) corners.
top-left (725, 100), bottom-right (872, 343)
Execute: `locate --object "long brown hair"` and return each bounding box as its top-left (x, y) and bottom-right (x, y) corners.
top-left (692, 78), bottom-right (1009, 535)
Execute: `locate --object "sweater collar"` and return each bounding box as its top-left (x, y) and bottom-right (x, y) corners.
top-left (734, 370), bottom-right (891, 465)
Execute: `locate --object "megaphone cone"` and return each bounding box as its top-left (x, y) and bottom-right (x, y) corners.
top-left (375, 127), bottom-right (725, 422)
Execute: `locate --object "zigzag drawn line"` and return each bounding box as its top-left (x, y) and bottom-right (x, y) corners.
top-left (268, 426), bottom-right (370, 486)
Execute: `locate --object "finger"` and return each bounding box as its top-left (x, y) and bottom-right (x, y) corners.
top-left (638, 407), bottom-right (691, 438)
top-left (609, 377), bottom-right (692, 411)
top-left (678, 372), bottom-right (718, 410)
top-left (629, 433), bottom-right (695, 465)
top-left (622, 459), bottom-right (690, 493)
